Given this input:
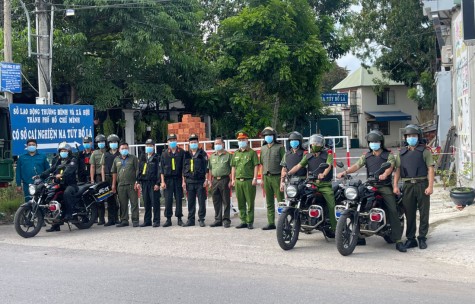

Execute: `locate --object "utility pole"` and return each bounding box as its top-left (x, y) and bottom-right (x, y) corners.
top-left (3, 0), bottom-right (13, 103)
top-left (35, 0), bottom-right (50, 104)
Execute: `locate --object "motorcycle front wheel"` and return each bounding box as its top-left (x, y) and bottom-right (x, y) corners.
top-left (14, 205), bottom-right (44, 238)
top-left (335, 212), bottom-right (359, 256)
top-left (276, 209), bottom-right (301, 250)
top-left (74, 203), bottom-right (98, 229)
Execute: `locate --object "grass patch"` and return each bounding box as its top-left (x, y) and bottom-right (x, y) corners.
top-left (0, 185), bottom-right (24, 223)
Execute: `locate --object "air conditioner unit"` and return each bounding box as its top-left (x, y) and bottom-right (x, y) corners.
top-left (441, 45), bottom-right (453, 65)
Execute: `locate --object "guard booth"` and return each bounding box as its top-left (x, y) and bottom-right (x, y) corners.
top-left (0, 101), bottom-right (14, 187)
top-left (302, 115), bottom-right (343, 148)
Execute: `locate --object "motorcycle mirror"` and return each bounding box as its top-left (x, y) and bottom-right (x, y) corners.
top-left (336, 161), bottom-right (344, 168)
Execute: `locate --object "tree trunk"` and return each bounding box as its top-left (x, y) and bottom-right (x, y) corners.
top-left (70, 85), bottom-right (77, 104)
top-left (272, 95), bottom-right (280, 129)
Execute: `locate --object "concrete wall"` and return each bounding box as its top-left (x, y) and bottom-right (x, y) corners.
top-left (436, 71), bottom-right (452, 147)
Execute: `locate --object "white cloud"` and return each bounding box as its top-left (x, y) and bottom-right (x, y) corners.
top-left (337, 53), bottom-right (361, 74)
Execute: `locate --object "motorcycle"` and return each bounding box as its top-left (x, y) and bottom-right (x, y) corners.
top-left (14, 175), bottom-right (111, 238)
top-left (335, 162), bottom-right (405, 256)
top-left (276, 163), bottom-right (343, 250)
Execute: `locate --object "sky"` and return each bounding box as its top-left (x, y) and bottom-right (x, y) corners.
top-left (335, 4), bottom-right (362, 74)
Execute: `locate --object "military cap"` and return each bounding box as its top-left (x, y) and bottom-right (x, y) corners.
top-left (236, 131), bottom-right (249, 139)
top-left (167, 133), bottom-right (177, 140)
top-left (145, 139), bottom-right (155, 145)
top-left (83, 136), bottom-right (92, 143)
top-left (189, 133), bottom-right (199, 141)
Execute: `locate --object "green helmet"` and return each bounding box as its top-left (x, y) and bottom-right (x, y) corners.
top-left (309, 134), bottom-right (325, 146)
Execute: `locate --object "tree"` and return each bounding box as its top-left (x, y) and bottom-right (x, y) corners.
top-left (214, 0), bottom-right (330, 134)
top-left (351, 0), bottom-right (437, 110)
top-left (321, 62), bottom-right (348, 93)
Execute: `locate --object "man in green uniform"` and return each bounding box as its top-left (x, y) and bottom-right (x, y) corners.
top-left (337, 130), bottom-right (406, 252)
top-left (259, 127), bottom-right (285, 230)
top-left (288, 134), bottom-right (337, 234)
top-left (207, 136), bottom-right (232, 228)
top-left (89, 134), bottom-right (107, 225)
top-left (112, 142), bottom-right (140, 227)
top-left (231, 131), bottom-right (259, 229)
top-left (393, 124), bottom-right (434, 250)
top-left (99, 134), bottom-right (121, 226)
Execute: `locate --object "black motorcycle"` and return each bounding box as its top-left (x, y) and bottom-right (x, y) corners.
top-left (14, 176), bottom-right (110, 238)
top-left (335, 162), bottom-right (405, 256)
top-left (276, 163), bottom-right (343, 250)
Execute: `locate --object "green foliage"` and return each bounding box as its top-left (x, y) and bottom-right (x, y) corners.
top-left (0, 186), bottom-right (23, 217)
top-left (351, 0), bottom-right (436, 109)
top-left (103, 114), bottom-right (115, 136)
top-left (321, 62), bottom-right (349, 93)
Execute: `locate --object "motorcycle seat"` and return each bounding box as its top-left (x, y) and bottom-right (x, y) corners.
top-left (76, 183), bottom-right (92, 196)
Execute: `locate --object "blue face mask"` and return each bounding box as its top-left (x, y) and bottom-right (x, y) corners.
top-left (27, 145), bottom-right (37, 153)
top-left (120, 149), bottom-right (129, 156)
top-left (215, 144), bottom-right (223, 151)
top-left (169, 141), bottom-right (177, 149)
top-left (407, 137), bottom-right (418, 146)
top-left (369, 143), bottom-right (381, 151)
top-left (190, 143), bottom-right (198, 150)
top-left (290, 140), bottom-right (299, 149)
top-left (109, 142), bottom-right (118, 150)
top-left (238, 141), bottom-right (247, 149)
top-left (98, 142), bottom-right (106, 149)
top-left (265, 135), bottom-right (273, 144)
top-left (145, 147), bottom-right (154, 154)
top-left (83, 143), bottom-right (91, 149)
top-left (60, 152), bottom-right (69, 159)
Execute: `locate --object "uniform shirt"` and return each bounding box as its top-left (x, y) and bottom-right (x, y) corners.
top-left (89, 149), bottom-right (104, 174)
top-left (208, 150), bottom-right (232, 177)
top-left (40, 156), bottom-right (78, 185)
top-left (15, 152), bottom-right (50, 186)
top-left (183, 149), bottom-right (208, 181)
top-left (160, 148), bottom-right (185, 177)
top-left (231, 148), bottom-right (259, 179)
top-left (394, 148), bottom-right (434, 181)
top-left (137, 153), bottom-right (160, 185)
top-left (356, 152), bottom-right (396, 167)
top-left (259, 143), bottom-right (284, 174)
top-left (101, 150), bottom-right (121, 175)
top-left (111, 154), bottom-right (139, 186)
top-left (78, 149), bottom-right (93, 182)
top-left (299, 152), bottom-right (333, 167)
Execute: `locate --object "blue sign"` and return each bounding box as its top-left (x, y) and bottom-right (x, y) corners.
top-left (9, 104), bottom-right (94, 156)
top-left (321, 93), bottom-right (348, 105)
top-left (0, 62), bottom-right (22, 93)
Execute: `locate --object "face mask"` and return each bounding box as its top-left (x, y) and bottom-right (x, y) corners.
top-left (407, 137), bottom-right (418, 146)
top-left (109, 142), bottom-right (118, 150)
top-left (290, 140), bottom-right (299, 149)
top-left (60, 152), bottom-right (69, 159)
top-left (169, 141), bottom-right (177, 149)
top-left (265, 135), bottom-right (273, 144)
top-left (98, 142), bottom-right (106, 149)
top-left (27, 145), bottom-right (37, 153)
top-left (84, 143), bottom-right (91, 149)
top-left (190, 143), bottom-right (198, 150)
top-left (238, 141), bottom-right (247, 149)
top-left (215, 144), bottom-right (223, 151)
top-left (145, 147), bottom-right (154, 154)
top-left (120, 149), bottom-right (129, 156)
top-left (369, 143), bottom-right (381, 151)
top-left (311, 145), bottom-right (322, 153)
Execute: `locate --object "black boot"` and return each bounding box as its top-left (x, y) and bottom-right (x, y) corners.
top-left (46, 224), bottom-right (61, 232)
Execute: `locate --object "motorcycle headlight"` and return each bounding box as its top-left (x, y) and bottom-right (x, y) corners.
top-left (344, 187), bottom-right (358, 200)
top-left (286, 185), bottom-right (298, 198)
top-left (28, 184), bottom-right (36, 196)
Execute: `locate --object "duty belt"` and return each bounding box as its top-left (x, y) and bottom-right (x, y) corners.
top-left (405, 178), bottom-right (428, 184)
top-left (237, 178), bottom-right (252, 181)
top-left (215, 176), bottom-right (229, 180)
top-left (265, 172), bottom-right (280, 176)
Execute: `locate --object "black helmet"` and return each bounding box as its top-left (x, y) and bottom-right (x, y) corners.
top-left (107, 134), bottom-right (120, 142)
top-left (145, 139), bottom-right (155, 145)
top-left (261, 127), bottom-right (277, 136)
top-left (288, 131), bottom-right (303, 142)
top-left (404, 124), bottom-right (422, 138)
top-left (309, 134), bottom-right (325, 146)
top-left (83, 136), bottom-right (92, 143)
top-left (366, 130), bottom-right (384, 142)
top-left (95, 134), bottom-right (106, 142)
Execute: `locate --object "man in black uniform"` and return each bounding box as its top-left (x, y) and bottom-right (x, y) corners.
top-left (40, 142), bottom-right (78, 232)
top-left (78, 136), bottom-right (93, 183)
top-left (280, 131), bottom-right (307, 191)
top-left (160, 133), bottom-right (185, 227)
top-left (137, 139), bottom-right (161, 227)
top-left (183, 134), bottom-right (208, 227)
top-left (101, 134), bottom-right (121, 225)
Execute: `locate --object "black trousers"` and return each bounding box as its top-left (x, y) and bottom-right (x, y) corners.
top-left (142, 181), bottom-right (161, 224)
top-left (63, 185), bottom-right (78, 217)
top-left (164, 176), bottom-right (183, 219)
top-left (212, 177), bottom-right (231, 224)
top-left (186, 181), bottom-right (207, 223)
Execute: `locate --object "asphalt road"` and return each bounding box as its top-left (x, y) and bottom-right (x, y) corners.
top-left (1, 209), bottom-right (474, 304)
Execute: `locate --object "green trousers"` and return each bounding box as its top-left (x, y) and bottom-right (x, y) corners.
top-left (117, 184), bottom-right (139, 224)
top-left (318, 181), bottom-right (336, 231)
top-left (376, 185), bottom-right (402, 242)
top-left (402, 180), bottom-right (430, 240)
top-left (263, 175), bottom-right (285, 225)
top-left (235, 179), bottom-right (256, 224)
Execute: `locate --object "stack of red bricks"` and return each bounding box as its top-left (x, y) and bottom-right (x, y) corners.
top-left (168, 114), bottom-right (208, 142)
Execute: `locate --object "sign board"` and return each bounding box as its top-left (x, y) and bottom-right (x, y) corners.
top-left (9, 104), bottom-right (94, 156)
top-left (0, 62), bottom-right (22, 93)
top-left (321, 93), bottom-right (348, 105)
